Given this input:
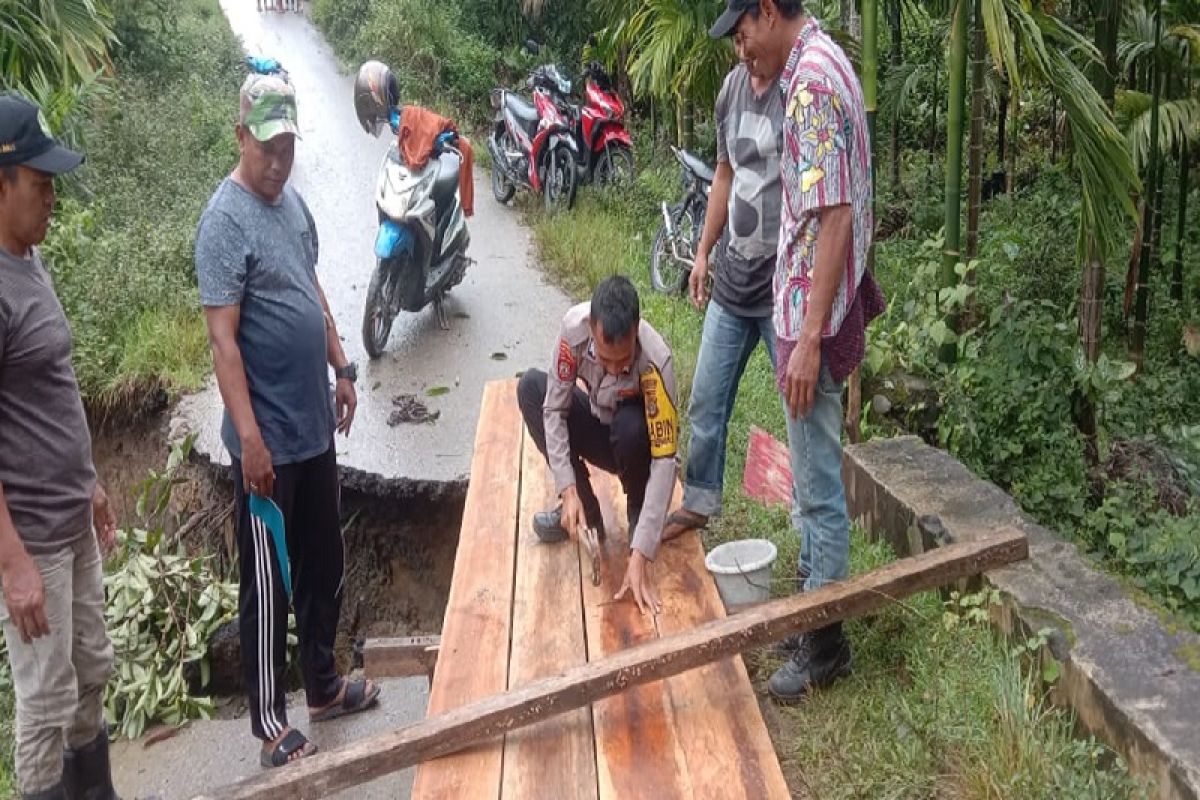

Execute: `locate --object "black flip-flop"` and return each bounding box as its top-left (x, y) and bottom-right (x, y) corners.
top-left (260, 729), bottom-right (317, 768)
top-left (309, 678), bottom-right (381, 723)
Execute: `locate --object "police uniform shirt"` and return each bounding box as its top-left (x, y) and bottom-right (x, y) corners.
top-left (543, 302), bottom-right (679, 561)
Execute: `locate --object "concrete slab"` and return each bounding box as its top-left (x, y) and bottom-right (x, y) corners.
top-left (111, 677), bottom-right (429, 799)
top-left (170, 0), bottom-right (573, 497)
top-left (845, 436), bottom-right (1200, 800)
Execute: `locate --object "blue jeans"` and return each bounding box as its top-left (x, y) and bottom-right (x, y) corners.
top-left (784, 361), bottom-right (850, 591)
top-left (682, 300), bottom-right (776, 517)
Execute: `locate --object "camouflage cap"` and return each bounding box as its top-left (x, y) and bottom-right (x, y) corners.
top-left (239, 73), bottom-right (300, 142)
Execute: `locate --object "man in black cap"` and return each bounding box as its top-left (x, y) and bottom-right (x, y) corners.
top-left (0, 92), bottom-right (122, 799)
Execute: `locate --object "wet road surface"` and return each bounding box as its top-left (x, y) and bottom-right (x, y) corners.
top-left (172, 0), bottom-right (573, 493)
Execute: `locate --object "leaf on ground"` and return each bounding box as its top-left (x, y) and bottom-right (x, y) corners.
top-left (491, 352), bottom-right (508, 361)
top-left (427, 385), bottom-right (451, 396)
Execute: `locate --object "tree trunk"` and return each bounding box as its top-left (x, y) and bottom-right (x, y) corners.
top-left (1173, 137), bottom-right (1190, 302)
top-left (929, 67), bottom-right (939, 174)
top-left (1049, 93), bottom-right (1058, 162)
top-left (1079, 237), bottom-right (1104, 460)
top-left (681, 99), bottom-right (695, 151)
top-left (848, 0), bottom-right (879, 444)
top-left (842, 0), bottom-right (863, 40)
top-left (998, 92), bottom-right (1008, 164)
top-left (1095, 0), bottom-right (1119, 108)
top-left (1006, 40), bottom-right (1019, 195)
top-left (966, 0), bottom-right (985, 261)
top-left (889, 0), bottom-right (903, 191)
top-left (1079, 0), bottom-right (1119, 458)
top-left (1130, 0), bottom-right (1163, 371)
top-left (940, 0), bottom-right (969, 364)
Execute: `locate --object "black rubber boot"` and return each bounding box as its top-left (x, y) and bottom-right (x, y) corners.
top-left (767, 621), bottom-right (852, 704)
top-left (769, 567), bottom-right (810, 655)
top-left (61, 730), bottom-right (120, 800)
top-left (22, 783), bottom-right (66, 800)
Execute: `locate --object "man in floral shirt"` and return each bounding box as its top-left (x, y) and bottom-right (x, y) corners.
top-left (711, 0), bottom-right (886, 703)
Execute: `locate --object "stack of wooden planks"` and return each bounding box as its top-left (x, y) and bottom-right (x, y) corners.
top-left (410, 378), bottom-right (791, 799)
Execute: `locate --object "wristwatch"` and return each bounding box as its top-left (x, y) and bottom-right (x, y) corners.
top-left (335, 362), bottom-right (358, 383)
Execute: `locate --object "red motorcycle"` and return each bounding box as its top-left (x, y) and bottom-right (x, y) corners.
top-left (488, 65), bottom-right (579, 211)
top-left (557, 62), bottom-right (635, 187)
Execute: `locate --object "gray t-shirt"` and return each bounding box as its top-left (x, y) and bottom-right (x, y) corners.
top-left (713, 64), bottom-right (784, 317)
top-left (0, 247), bottom-right (96, 554)
top-left (195, 179), bottom-right (335, 464)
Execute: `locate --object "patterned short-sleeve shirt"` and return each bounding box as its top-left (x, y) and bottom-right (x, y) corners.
top-left (774, 17), bottom-right (873, 341)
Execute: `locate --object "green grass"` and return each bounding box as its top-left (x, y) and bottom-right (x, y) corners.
top-left (39, 0), bottom-right (241, 410)
top-left (527, 164), bottom-right (1152, 798)
top-left (755, 538), bottom-right (1149, 799)
top-left (0, 641), bottom-right (11, 797)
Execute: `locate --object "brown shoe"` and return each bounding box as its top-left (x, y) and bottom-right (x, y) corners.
top-left (662, 508), bottom-right (708, 542)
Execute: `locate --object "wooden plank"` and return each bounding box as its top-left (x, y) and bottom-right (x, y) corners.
top-left (582, 476), bottom-right (692, 800)
top-left (195, 527), bottom-right (1028, 800)
top-left (500, 434), bottom-right (598, 800)
top-left (409, 379), bottom-right (523, 800)
top-left (655, 530), bottom-right (791, 800)
top-left (362, 636), bottom-right (440, 679)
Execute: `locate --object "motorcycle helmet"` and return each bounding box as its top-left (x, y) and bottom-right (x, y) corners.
top-left (529, 64), bottom-right (572, 98)
top-left (354, 60), bottom-right (399, 136)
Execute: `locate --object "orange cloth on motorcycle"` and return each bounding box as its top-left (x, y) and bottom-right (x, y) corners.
top-left (397, 106), bottom-right (475, 217)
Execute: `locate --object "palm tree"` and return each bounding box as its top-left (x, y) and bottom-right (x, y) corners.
top-left (592, 0), bottom-right (732, 149)
top-left (1118, 6), bottom-right (1199, 343)
top-left (939, 0), bottom-right (968, 364)
top-left (848, 0), bottom-right (881, 442)
top-left (965, 0), bottom-right (986, 261)
top-left (0, 0), bottom-right (115, 91)
top-left (938, 0), bottom-right (1140, 367)
top-left (1129, 0), bottom-right (1165, 371)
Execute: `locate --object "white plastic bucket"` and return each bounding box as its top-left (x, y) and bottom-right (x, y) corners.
top-left (704, 539), bottom-right (777, 610)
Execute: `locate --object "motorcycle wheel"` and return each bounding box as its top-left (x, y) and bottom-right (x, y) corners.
top-left (491, 133), bottom-right (516, 203)
top-left (594, 144), bottom-right (634, 189)
top-left (362, 259), bottom-right (397, 359)
top-left (649, 203), bottom-right (693, 294)
top-left (543, 144), bottom-right (577, 212)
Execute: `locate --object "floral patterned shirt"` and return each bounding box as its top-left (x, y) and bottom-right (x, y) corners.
top-left (774, 17), bottom-right (874, 343)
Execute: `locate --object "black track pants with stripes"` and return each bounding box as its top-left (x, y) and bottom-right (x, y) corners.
top-left (232, 444), bottom-right (344, 742)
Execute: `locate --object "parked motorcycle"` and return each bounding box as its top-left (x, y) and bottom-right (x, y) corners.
top-left (545, 62), bottom-right (634, 187)
top-left (487, 65), bottom-right (579, 211)
top-left (650, 146), bottom-right (715, 294)
top-left (353, 61), bottom-right (473, 358)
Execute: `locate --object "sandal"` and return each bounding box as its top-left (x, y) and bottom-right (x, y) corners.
top-left (309, 678), bottom-right (381, 723)
top-left (662, 508), bottom-right (708, 542)
top-left (260, 729), bottom-right (317, 768)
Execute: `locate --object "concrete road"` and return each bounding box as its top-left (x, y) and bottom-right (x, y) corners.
top-left (172, 0), bottom-right (572, 494)
top-left (111, 677), bottom-right (429, 799)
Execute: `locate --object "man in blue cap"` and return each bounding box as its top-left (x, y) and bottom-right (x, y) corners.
top-left (0, 92), bottom-right (123, 799)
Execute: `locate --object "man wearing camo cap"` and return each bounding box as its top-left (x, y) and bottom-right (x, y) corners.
top-left (195, 73), bottom-right (378, 769)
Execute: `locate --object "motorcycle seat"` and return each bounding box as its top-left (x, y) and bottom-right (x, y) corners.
top-left (503, 92), bottom-right (541, 137)
top-left (676, 148), bottom-right (715, 184)
top-left (431, 151), bottom-right (461, 216)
